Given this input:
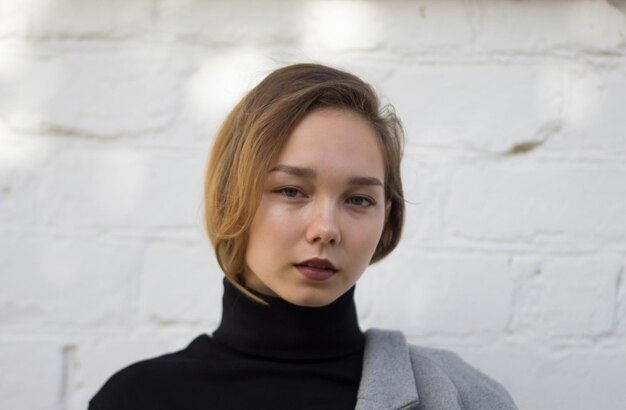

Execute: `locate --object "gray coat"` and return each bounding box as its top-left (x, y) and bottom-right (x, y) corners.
top-left (356, 329), bottom-right (517, 410)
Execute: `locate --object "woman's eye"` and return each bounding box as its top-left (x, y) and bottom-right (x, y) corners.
top-left (277, 187), bottom-right (304, 199)
top-left (348, 196), bottom-right (374, 207)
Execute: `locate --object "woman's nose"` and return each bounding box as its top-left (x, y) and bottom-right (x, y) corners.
top-left (305, 201), bottom-right (341, 245)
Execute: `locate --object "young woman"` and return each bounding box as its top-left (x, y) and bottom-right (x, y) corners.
top-left (89, 64), bottom-right (517, 409)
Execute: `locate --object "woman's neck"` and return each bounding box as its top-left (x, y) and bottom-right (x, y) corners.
top-left (212, 278), bottom-right (365, 361)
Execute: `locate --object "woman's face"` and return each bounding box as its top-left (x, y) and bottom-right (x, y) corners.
top-left (244, 108), bottom-right (387, 307)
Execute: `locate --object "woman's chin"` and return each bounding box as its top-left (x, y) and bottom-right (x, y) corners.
top-left (279, 286), bottom-right (344, 308)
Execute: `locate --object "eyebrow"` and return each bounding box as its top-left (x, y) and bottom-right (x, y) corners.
top-left (269, 165), bottom-right (383, 187)
top-left (269, 165), bottom-right (315, 178)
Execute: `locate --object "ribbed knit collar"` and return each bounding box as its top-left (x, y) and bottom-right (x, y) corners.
top-left (212, 278), bottom-right (365, 361)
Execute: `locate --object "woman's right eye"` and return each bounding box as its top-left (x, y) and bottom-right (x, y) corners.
top-left (276, 187), bottom-right (304, 199)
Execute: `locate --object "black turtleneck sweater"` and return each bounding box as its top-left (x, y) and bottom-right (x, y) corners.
top-left (88, 279), bottom-right (365, 410)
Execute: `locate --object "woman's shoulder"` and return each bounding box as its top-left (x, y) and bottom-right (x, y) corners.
top-left (407, 344), bottom-right (517, 409)
top-left (88, 334), bottom-right (214, 410)
top-left (88, 353), bottom-right (178, 409)
top-left (362, 329), bottom-right (517, 410)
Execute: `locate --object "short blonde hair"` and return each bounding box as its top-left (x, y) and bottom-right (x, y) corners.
top-left (204, 63), bottom-right (405, 302)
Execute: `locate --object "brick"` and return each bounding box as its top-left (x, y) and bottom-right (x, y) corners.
top-left (546, 65), bottom-right (626, 155)
top-left (0, 0), bottom-right (153, 39)
top-left (140, 240), bottom-right (223, 325)
top-left (380, 0), bottom-right (473, 52)
top-left (0, 340), bottom-right (64, 410)
top-left (446, 163), bottom-right (626, 243)
top-left (475, 0), bottom-right (626, 51)
top-left (304, 0), bottom-right (472, 52)
top-left (0, 129), bottom-right (50, 227)
top-left (617, 261), bottom-right (626, 336)
top-left (41, 145), bottom-right (206, 228)
top-left (0, 47), bottom-right (186, 137)
top-left (0, 230), bottom-right (142, 326)
top-left (156, 0), bottom-right (300, 45)
top-left (0, 2), bottom-right (27, 38)
top-left (396, 154), bottom-right (442, 244)
top-left (178, 49), bottom-right (275, 140)
top-left (511, 256), bottom-right (620, 337)
top-left (379, 63), bottom-right (563, 154)
top-left (298, 0), bottom-right (389, 52)
top-left (358, 251), bottom-right (514, 336)
top-left (29, 0), bottom-right (153, 39)
top-left (156, 0), bottom-right (472, 52)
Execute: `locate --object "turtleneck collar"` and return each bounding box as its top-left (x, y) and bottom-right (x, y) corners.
top-left (212, 278), bottom-right (365, 361)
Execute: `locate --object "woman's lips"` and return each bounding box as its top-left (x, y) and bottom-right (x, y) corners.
top-left (294, 264), bottom-right (337, 281)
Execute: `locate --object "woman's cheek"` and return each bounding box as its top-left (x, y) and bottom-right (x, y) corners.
top-left (352, 219), bottom-right (385, 251)
top-left (260, 196), bottom-right (294, 218)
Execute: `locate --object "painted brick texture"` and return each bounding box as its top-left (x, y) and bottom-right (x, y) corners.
top-left (1, 1), bottom-right (625, 409)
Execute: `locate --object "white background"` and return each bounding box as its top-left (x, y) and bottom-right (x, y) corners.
top-left (1, 1), bottom-right (626, 409)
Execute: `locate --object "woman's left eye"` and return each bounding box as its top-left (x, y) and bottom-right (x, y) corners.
top-left (348, 196), bottom-right (374, 208)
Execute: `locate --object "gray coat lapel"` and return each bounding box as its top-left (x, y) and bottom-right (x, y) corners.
top-left (355, 329), bottom-right (419, 410)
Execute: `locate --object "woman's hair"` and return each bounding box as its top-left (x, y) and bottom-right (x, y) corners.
top-left (204, 63), bottom-right (405, 301)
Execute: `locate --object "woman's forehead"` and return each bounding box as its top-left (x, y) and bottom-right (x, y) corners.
top-left (273, 108), bottom-right (385, 179)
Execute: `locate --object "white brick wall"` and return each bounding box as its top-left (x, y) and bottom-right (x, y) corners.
top-left (1, 1), bottom-right (625, 409)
